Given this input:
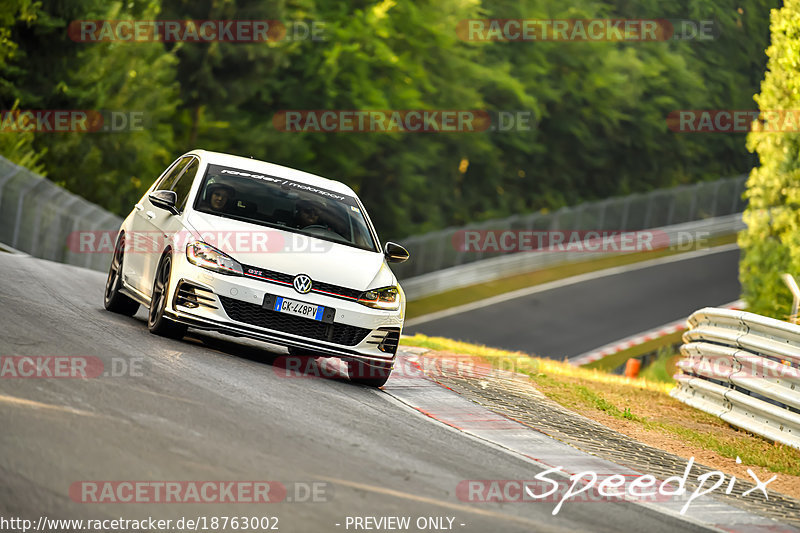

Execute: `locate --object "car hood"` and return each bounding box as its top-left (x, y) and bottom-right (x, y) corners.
top-left (184, 211), bottom-right (395, 291)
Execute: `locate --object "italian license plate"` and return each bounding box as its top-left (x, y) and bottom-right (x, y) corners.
top-left (262, 294), bottom-right (335, 323)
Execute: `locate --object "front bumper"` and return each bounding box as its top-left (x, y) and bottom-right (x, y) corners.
top-left (165, 258), bottom-right (403, 367)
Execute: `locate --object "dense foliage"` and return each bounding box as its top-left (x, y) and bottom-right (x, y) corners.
top-left (739, 0), bottom-right (800, 318)
top-left (0, 0), bottom-right (778, 239)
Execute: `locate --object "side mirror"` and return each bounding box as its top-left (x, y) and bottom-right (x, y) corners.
top-left (384, 242), bottom-right (409, 263)
top-left (149, 190), bottom-right (179, 215)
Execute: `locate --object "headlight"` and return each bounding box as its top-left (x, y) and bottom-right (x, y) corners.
top-left (358, 286), bottom-right (400, 310)
top-left (186, 242), bottom-right (243, 276)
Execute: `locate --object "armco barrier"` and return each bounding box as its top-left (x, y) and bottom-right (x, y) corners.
top-left (0, 156), bottom-right (121, 272)
top-left (672, 307), bottom-right (800, 450)
top-left (394, 174), bottom-right (747, 280)
top-left (401, 213), bottom-right (744, 301)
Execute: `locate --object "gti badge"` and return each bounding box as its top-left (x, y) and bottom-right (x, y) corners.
top-left (293, 274), bottom-right (313, 294)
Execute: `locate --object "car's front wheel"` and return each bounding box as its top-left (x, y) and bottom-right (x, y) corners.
top-left (104, 235), bottom-right (140, 316)
top-left (347, 360), bottom-right (392, 387)
top-left (148, 254), bottom-right (188, 339)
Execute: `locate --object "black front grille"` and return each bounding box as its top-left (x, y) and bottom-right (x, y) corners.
top-left (241, 265), bottom-right (362, 300)
top-left (219, 296), bottom-right (370, 346)
top-left (312, 281), bottom-right (361, 299)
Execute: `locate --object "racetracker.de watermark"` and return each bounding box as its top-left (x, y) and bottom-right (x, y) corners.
top-left (457, 19), bottom-right (717, 41)
top-left (3, 516), bottom-right (278, 533)
top-left (273, 355), bottom-right (511, 382)
top-left (0, 356), bottom-right (144, 378)
top-left (452, 230), bottom-right (718, 253)
top-left (458, 477), bottom-right (673, 505)
top-left (68, 20), bottom-right (326, 42)
top-left (0, 110), bottom-right (145, 133)
top-left (69, 481), bottom-right (331, 503)
top-left (68, 230), bottom-right (332, 254)
top-left (667, 110), bottom-right (800, 133)
top-left (676, 353), bottom-right (800, 382)
top-left (453, 230), bottom-right (673, 253)
top-left (273, 110), bottom-right (535, 133)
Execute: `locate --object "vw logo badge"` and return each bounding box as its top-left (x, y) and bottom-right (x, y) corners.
top-left (293, 274), bottom-right (313, 294)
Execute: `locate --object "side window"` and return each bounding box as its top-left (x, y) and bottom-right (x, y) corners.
top-left (155, 156), bottom-right (191, 192)
top-left (173, 158), bottom-right (199, 211)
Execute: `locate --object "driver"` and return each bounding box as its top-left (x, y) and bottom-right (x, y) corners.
top-left (206, 183), bottom-right (235, 212)
top-left (294, 199), bottom-right (322, 229)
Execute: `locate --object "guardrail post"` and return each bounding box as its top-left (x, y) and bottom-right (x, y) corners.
top-left (782, 273), bottom-right (800, 324)
top-left (0, 162), bottom-right (22, 207)
top-left (620, 196), bottom-right (631, 230)
top-left (11, 176), bottom-right (42, 248)
top-left (709, 179), bottom-right (723, 217)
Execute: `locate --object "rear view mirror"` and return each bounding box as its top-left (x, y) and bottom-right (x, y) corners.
top-left (384, 242), bottom-right (409, 263)
top-left (149, 190), bottom-right (179, 215)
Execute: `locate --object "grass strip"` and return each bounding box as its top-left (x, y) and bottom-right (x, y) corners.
top-left (400, 333), bottom-right (800, 476)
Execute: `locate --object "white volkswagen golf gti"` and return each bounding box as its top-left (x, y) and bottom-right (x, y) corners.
top-left (104, 150), bottom-right (409, 386)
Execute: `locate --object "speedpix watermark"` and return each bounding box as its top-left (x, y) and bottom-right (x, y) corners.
top-left (458, 476), bottom-right (671, 506)
top-left (273, 110), bottom-right (535, 133)
top-left (0, 356), bottom-right (144, 378)
top-left (458, 19), bottom-right (717, 41)
top-left (69, 20), bottom-right (326, 42)
top-left (458, 457), bottom-right (775, 516)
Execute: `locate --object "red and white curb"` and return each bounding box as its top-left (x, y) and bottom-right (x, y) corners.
top-left (380, 350), bottom-right (789, 532)
top-left (568, 300), bottom-right (746, 366)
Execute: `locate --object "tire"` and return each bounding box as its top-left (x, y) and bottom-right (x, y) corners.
top-left (347, 360), bottom-right (392, 388)
top-left (104, 235), bottom-right (140, 316)
top-left (148, 254), bottom-right (188, 339)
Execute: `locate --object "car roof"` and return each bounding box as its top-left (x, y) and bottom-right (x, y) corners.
top-left (187, 149), bottom-right (358, 198)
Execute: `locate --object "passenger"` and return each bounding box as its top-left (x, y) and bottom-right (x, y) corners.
top-left (206, 183), bottom-right (235, 212)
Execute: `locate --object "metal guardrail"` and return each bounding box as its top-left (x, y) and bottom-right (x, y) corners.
top-left (402, 213), bottom-right (744, 301)
top-left (672, 307), bottom-right (800, 450)
top-left (0, 156), bottom-right (121, 272)
top-left (395, 174), bottom-right (747, 280)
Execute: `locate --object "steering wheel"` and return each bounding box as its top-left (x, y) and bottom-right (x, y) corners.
top-left (302, 224), bottom-right (328, 230)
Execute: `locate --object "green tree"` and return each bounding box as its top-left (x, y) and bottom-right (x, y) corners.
top-left (0, 1), bottom-right (48, 173)
top-left (739, 0), bottom-right (800, 318)
top-left (0, 0), bottom-right (180, 214)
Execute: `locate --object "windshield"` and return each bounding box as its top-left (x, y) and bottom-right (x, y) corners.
top-left (193, 164), bottom-right (378, 252)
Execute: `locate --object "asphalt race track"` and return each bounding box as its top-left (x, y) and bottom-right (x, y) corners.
top-left (405, 247), bottom-right (741, 359)
top-left (0, 252), bottom-right (729, 533)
